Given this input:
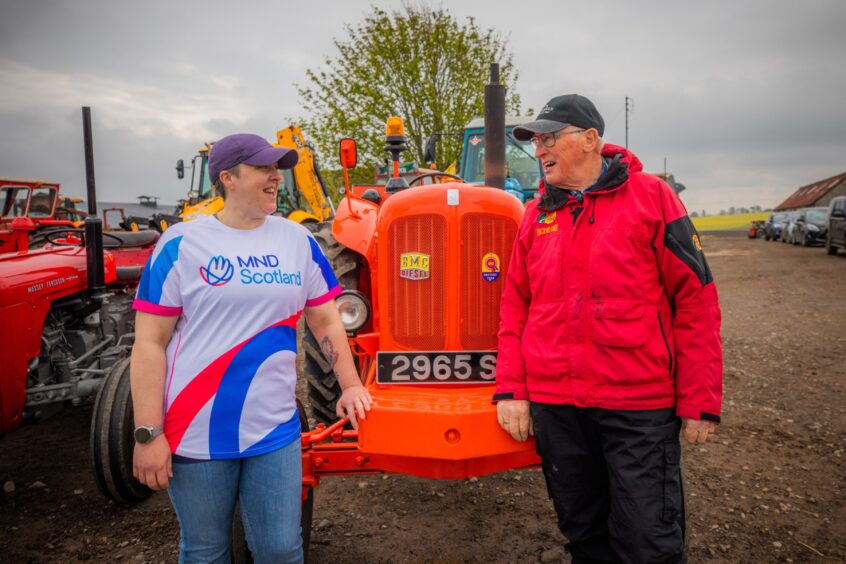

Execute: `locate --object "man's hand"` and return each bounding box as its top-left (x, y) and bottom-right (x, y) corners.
top-left (496, 399), bottom-right (533, 442)
top-left (681, 418), bottom-right (717, 444)
top-left (133, 435), bottom-right (172, 490)
top-left (336, 384), bottom-right (373, 430)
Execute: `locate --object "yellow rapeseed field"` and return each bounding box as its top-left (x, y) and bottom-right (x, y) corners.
top-left (692, 212), bottom-right (770, 231)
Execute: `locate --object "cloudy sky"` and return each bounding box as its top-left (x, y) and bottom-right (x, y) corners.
top-left (1, 0), bottom-right (844, 214)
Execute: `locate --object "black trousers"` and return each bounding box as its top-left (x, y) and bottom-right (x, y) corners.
top-left (530, 404), bottom-right (686, 564)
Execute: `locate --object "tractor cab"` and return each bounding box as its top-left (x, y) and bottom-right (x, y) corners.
top-left (459, 116), bottom-right (543, 203)
top-left (1, 179), bottom-right (62, 223)
top-left (0, 178), bottom-right (78, 253)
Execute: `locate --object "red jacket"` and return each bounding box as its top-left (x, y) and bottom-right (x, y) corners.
top-left (494, 145), bottom-right (722, 422)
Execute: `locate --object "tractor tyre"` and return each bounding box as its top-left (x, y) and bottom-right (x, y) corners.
top-left (300, 221), bottom-right (360, 426)
top-left (231, 401), bottom-right (314, 563)
top-left (90, 357), bottom-right (154, 505)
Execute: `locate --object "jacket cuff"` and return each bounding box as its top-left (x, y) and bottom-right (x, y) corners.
top-left (676, 404), bottom-right (721, 423)
top-left (491, 388), bottom-right (529, 403)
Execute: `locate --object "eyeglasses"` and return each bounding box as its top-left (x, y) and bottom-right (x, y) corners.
top-left (529, 128), bottom-right (586, 149)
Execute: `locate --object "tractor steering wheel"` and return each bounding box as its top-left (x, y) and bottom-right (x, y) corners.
top-left (43, 228), bottom-right (125, 248)
top-left (408, 172), bottom-right (464, 186)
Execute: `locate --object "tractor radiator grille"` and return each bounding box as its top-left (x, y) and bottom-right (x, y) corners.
top-left (460, 214), bottom-right (517, 349)
top-left (388, 215), bottom-right (446, 349)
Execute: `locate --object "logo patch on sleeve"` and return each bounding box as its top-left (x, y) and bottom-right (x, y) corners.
top-left (692, 234), bottom-right (703, 251)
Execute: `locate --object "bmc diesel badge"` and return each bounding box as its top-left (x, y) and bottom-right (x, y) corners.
top-left (399, 252), bottom-right (430, 280)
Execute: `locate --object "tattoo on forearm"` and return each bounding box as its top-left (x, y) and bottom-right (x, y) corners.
top-left (320, 336), bottom-right (339, 368)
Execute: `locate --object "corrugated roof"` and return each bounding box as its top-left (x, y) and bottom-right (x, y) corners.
top-left (775, 171), bottom-right (846, 210)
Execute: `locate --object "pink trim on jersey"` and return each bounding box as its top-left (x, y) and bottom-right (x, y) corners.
top-left (164, 311), bottom-right (302, 453)
top-left (305, 285), bottom-right (342, 307)
top-left (133, 299), bottom-right (182, 316)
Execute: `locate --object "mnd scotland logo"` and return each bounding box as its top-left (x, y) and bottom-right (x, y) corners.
top-left (200, 256), bottom-right (235, 287)
top-left (200, 254), bottom-right (303, 287)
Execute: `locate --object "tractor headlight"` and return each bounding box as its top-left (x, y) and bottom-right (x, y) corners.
top-left (336, 290), bottom-right (370, 334)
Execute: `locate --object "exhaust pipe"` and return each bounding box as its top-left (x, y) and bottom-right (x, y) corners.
top-left (82, 106), bottom-right (105, 291)
top-left (484, 63), bottom-right (506, 189)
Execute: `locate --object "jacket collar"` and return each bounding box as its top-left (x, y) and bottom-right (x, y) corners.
top-left (538, 153), bottom-right (630, 211)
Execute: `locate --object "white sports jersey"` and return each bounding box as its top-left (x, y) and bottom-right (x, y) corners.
top-left (133, 215), bottom-right (340, 459)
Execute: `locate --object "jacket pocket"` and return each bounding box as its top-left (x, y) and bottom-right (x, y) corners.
top-left (522, 300), bottom-right (569, 380)
top-left (589, 299), bottom-right (653, 347)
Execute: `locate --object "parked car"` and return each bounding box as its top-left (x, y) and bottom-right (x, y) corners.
top-left (780, 211), bottom-right (801, 243)
top-left (764, 212), bottom-right (788, 241)
top-left (791, 207), bottom-right (828, 246)
top-left (826, 196), bottom-right (846, 255)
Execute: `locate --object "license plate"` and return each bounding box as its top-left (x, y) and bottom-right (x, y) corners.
top-left (376, 351), bottom-right (497, 384)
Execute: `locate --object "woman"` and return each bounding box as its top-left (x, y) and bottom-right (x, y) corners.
top-left (130, 133), bottom-right (371, 563)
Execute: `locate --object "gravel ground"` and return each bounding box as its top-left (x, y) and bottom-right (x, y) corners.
top-left (1, 234), bottom-right (844, 563)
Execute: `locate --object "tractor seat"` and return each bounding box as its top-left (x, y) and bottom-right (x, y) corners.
top-left (104, 229), bottom-right (160, 248)
top-left (116, 265), bottom-right (144, 282)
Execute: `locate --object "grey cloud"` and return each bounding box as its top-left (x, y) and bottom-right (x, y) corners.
top-left (0, 0), bottom-right (843, 214)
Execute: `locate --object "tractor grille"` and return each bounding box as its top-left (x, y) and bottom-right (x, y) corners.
top-left (388, 215), bottom-right (446, 349)
top-left (460, 214), bottom-right (517, 349)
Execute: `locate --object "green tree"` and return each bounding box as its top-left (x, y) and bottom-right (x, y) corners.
top-left (298, 4), bottom-right (520, 183)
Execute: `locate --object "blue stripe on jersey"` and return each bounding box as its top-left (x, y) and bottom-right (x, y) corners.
top-left (308, 235), bottom-right (339, 290)
top-left (137, 235), bottom-right (183, 304)
top-left (207, 324), bottom-right (297, 456)
top-left (241, 410), bottom-right (300, 456)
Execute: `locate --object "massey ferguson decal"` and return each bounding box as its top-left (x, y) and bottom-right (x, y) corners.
top-left (399, 252), bottom-right (430, 280)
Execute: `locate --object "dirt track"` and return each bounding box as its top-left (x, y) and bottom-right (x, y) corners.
top-left (1, 235), bottom-right (845, 563)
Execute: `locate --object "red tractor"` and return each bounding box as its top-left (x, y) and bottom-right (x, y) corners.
top-left (0, 109), bottom-right (158, 450)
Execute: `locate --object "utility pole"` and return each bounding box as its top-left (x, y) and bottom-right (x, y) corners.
top-left (625, 96), bottom-right (634, 149)
top-left (664, 157), bottom-right (667, 175)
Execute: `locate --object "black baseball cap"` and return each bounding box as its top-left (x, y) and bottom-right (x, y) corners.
top-left (513, 94), bottom-right (605, 140)
top-left (208, 133), bottom-right (299, 183)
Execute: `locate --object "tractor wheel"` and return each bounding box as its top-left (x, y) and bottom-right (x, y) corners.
top-left (90, 357), bottom-right (154, 505)
top-left (300, 221), bottom-right (360, 425)
top-left (231, 401), bottom-right (314, 563)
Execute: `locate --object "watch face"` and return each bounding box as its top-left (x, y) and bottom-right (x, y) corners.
top-left (134, 427), bottom-right (152, 444)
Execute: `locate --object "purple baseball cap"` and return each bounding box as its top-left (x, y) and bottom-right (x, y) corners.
top-left (208, 133), bottom-right (299, 183)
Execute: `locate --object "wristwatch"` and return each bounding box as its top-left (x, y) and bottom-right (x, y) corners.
top-left (133, 425), bottom-right (163, 444)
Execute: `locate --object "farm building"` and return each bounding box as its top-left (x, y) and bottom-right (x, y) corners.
top-left (775, 171), bottom-right (846, 211)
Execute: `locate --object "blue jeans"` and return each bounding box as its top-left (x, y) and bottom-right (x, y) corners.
top-left (168, 438), bottom-right (303, 564)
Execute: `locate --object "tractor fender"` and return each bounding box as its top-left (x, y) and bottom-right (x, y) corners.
top-left (332, 196), bottom-right (379, 263)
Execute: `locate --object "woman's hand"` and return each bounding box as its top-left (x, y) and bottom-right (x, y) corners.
top-left (133, 435), bottom-right (173, 490)
top-left (335, 384), bottom-right (373, 430)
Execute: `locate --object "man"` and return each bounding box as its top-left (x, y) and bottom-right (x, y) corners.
top-left (494, 94), bottom-right (722, 563)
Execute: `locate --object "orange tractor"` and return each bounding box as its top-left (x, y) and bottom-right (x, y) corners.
top-left (285, 64), bottom-right (540, 558)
